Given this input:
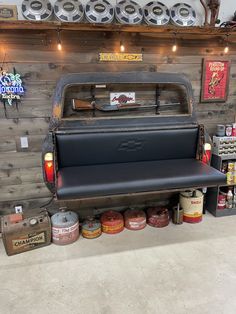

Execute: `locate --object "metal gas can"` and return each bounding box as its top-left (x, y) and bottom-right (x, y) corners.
top-left (124, 209), bottom-right (146, 230)
top-left (147, 207), bottom-right (169, 228)
top-left (217, 191), bottom-right (227, 210)
top-left (101, 211), bottom-right (124, 234)
top-left (82, 217), bottom-right (102, 239)
top-left (51, 211), bottom-right (79, 245)
top-left (1, 211), bottom-right (51, 256)
top-left (216, 124), bottom-right (226, 137)
top-left (180, 190), bottom-right (203, 223)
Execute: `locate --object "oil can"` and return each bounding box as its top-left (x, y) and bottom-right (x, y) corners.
top-left (124, 209), bottom-right (146, 230)
top-left (101, 211), bottom-right (124, 234)
top-left (1, 212), bottom-right (51, 256)
top-left (51, 211), bottom-right (79, 245)
top-left (180, 190), bottom-right (203, 223)
top-left (147, 207), bottom-right (169, 228)
top-left (82, 217), bottom-right (102, 239)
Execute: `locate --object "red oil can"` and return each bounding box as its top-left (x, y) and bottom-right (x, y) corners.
top-left (101, 211), bottom-right (124, 234)
top-left (147, 207), bottom-right (169, 228)
top-left (124, 209), bottom-right (146, 230)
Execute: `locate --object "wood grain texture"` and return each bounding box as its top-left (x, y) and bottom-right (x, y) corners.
top-left (0, 21), bottom-right (235, 36)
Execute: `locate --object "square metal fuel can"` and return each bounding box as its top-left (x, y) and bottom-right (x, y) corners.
top-left (1, 212), bottom-right (51, 256)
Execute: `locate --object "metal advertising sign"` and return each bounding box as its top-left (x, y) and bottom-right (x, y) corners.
top-left (99, 53), bottom-right (143, 62)
top-left (201, 59), bottom-right (230, 102)
top-left (0, 69), bottom-right (25, 106)
top-left (0, 5), bottom-right (18, 20)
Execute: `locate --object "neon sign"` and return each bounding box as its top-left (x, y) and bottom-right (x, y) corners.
top-left (0, 69), bottom-right (25, 106)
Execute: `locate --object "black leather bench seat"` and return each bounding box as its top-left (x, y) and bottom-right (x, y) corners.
top-left (56, 159), bottom-right (226, 200)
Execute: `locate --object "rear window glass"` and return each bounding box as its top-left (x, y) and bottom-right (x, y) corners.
top-left (63, 83), bottom-right (189, 119)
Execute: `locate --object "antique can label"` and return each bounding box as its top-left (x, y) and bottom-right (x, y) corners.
top-left (82, 228), bottom-right (102, 239)
top-left (52, 222), bottom-right (78, 236)
top-left (52, 222), bottom-right (79, 245)
top-left (12, 232), bottom-right (46, 250)
top-left (228, 162), bottom-right (234, 172)
top-left (102, 222), bottom-right (124, 233)
top-left (227, 172), bottom-right (234, 185)
top-left (226, 125), bottom-right (232, 137)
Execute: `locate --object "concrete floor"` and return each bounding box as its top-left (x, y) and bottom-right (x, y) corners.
top-left (1, 213), bottom-right (236, 314)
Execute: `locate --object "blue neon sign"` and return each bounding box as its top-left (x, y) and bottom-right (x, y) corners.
top-left (0, 70), bottom-right (25, 106)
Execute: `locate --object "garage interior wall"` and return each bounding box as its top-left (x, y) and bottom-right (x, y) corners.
top-left (0, 0), bottom-right (235, 213)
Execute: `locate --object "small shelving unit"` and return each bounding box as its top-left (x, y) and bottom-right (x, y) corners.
top-left (207, 154), bottom-right (236, 217)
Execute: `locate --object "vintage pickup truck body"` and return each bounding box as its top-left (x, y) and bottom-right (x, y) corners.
top-left (42, 72), bottom-right (226, 203)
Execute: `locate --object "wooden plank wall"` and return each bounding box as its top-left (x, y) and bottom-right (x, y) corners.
top-left (0, 30), bottom-right (235, 214)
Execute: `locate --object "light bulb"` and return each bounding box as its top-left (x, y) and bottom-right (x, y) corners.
top-left (172, 44), bottom-right (177, 52)
top-left (224, 45), bottom-right (229, 54)
top-left (57, 42), bottom-right (62, 51)
top-left (120, 41), bottom-right (125, 52)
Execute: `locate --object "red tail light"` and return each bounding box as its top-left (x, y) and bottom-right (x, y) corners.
top-left (44, 153), bottom-right (54, 183)
top-left (202, 143), bottom-right (212, 165)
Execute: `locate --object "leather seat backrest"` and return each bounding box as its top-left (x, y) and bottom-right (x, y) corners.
top-left (56, 128), bottom-right (198, 168)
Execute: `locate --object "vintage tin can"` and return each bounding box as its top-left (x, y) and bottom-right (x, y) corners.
top-left (232, 123), bottom-right (236, 137)
top-left (228, 161), bottom-right (234, 172)
top-left (124, 209), bottom-right (146, 230)
top-left (82, 217), bottom-right (102, 239)
top-left (1, 212), bottom-right (51, 256)
top-left (221, 161), bottom-right (228, 174)
top-left (227, 172), bottom-right (234, 185)
top-left (51, 211), bottom-right (79, 245)
top-left (147, 207), bottom-right (169, 228)
top-left (217, 191), bottom-right (227, 210)
top-left (216, 124), bottom-right (226, 137)
top-left (172, 205), bottom-right (184, 224)
top-left (225, 124), bottom-right (233, 137)
top-left (180, 190), bottom-right (203, 223)
top-left (101, 211), bottom-right (124, 234)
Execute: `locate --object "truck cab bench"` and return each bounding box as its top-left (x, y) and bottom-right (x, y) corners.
top-left (42, 72), bottom-right (226, 201)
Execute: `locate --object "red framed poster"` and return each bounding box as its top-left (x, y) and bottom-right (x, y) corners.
top-left (201, 59), bottom-right (230, 102)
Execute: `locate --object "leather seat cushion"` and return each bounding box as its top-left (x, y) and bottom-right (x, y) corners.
top-left (56, 128), bottom-right (198, 167)
top-left (56, 159), bottom-right (226, 200)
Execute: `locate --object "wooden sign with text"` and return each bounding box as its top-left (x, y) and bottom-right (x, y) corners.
top-left (99, 53), bottom-right (143, 62)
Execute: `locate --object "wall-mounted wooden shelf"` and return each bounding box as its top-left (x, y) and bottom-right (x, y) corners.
top-left (0, 20), bottom-right (235, 36)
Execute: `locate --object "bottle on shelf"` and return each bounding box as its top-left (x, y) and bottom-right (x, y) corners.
top-left (226, 187), bottom-right (233, 209)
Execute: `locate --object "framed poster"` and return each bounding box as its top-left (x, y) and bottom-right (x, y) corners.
top-left (201, 59), bottom-right (230, 102)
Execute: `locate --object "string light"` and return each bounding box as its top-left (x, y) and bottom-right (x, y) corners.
top-left (120, 40), bottom-right (125, 52)
top-left (172, 32), bottom-right (177, 52)
top-left (57, 29), bottom-right (62, 51)
top-left (172, 44), bottom-right (177, 52)
top-left (224, 34), bottom-right (229, 54)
